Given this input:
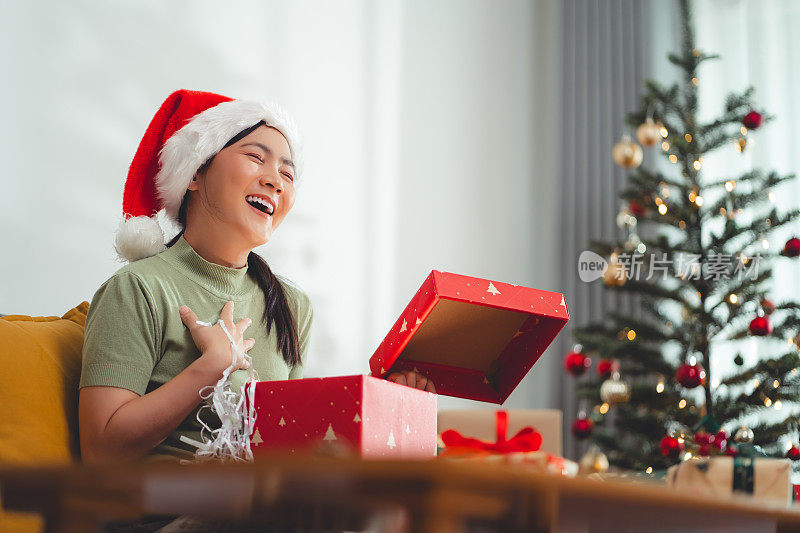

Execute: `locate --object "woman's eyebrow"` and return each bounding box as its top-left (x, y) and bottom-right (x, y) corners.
top-left (241, 142), bottom-right (295, 170)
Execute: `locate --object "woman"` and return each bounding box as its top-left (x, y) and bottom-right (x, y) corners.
top-left (78, 89), bottom-right (433, 468)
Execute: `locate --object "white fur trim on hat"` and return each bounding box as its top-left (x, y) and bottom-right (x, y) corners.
top-left (155, 99), bottom-right (303, 223)
top-left (114, 215), bottom-right (167, 263)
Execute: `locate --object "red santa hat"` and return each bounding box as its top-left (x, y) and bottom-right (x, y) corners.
top-left (114, 89), bottom-right (303, 263)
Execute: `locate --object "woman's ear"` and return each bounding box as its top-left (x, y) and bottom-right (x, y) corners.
top-left (188, 158), bottom-right (211, 192)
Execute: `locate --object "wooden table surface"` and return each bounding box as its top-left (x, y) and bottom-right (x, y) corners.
top-left (2, 453), bottom-right (800, 532)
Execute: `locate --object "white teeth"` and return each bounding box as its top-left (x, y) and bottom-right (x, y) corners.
top-left (246, 195), bottom-right (274, 214)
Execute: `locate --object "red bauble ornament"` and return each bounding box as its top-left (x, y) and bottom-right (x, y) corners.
top-left (660, 436), bottom-right (683, 459)
top-left (713, 430), bottom-right (728, 450)
top-left (783, 237), bottom-right (800, 257)
top-left (629, 199), bottom-right (647, 218)
top-left (749, 315), bottom-right (773, 336)
top-left (742, 111), bottom-right (764, 130)
top-left (760, 298), bottom-right (775, 315)
top-left (693, 431), bottom-right (712, 445)
top-left (787, 446), bottom-right (800, 461)
top-left (697, 444), bottom-right (711, 457)
top-left (675, 363), bottom-right (706, 389)
top-left (571, 417), bottom-right (594, 440)
top-left (725, 444), bottom-right (739, 457)
top-left (596, 359), bottom-right (614, 378)
top-left (564, 350), bottom-right (591, 376)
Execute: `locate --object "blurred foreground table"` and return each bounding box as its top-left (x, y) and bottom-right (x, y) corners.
top-left (2, 453), bottom-right (800, 532)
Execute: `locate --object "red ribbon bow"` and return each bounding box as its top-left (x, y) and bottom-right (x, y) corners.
top-left (441, 410), bottom-right (542, 454)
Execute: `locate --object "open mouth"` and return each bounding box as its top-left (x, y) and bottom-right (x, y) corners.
top-left (246, 195), bottom-right (274, 217)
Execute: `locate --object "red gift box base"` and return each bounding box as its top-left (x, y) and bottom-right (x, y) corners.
top-left (246, 375), bottom-right (437, 459)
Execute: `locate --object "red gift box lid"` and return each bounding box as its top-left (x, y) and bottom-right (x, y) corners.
top-left (368, 270), bottom-right (569, 404)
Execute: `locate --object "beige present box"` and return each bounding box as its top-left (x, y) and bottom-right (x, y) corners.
top-left (667, 456), bottom-right (792, 507)
top-left (437, 409), bottom-right (562, 456)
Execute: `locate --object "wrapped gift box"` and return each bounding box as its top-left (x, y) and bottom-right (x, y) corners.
top-left (438, 409), bottom-right (562, 455)
top-left (667, 456), bottom-right (792, 506)
top-left (246, 375), bottom-right (436, 459)
top-left (369, 270), bottom-right (569, 404)
top-left (437, 410), bottom-right (575, 476)
top-left (246, 270), bottom-right (567, 459)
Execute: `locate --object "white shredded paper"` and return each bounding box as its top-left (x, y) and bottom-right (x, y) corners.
top-left (179, 317), bottom-right (259, 465)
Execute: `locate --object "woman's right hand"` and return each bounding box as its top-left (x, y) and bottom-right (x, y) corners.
top-left (179, 300), bottom-right (255, 378)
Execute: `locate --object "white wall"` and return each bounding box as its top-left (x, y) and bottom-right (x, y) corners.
top-left (0, 0), bottom-right (371, 382)
top-left (393, 0), bottom-right (562, 410)
top-left (0, 1), bottom-right (563, 408)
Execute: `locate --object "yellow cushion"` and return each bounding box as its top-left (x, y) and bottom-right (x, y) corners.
top-left (0, 301), bottom-right (88, 465)
top-left (0, 302), bottom-right (88, 533)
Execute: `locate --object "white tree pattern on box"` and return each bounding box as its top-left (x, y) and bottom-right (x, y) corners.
top-left (323, 423), bottom-right (337, 441)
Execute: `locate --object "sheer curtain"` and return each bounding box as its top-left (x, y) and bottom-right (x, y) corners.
top-left (691, 0), bottom-right (800, 443)
top-left (556, 0), bottom-right (658, 458)
top-left (0, 1), bottom-right (563, 408)
top-left (693, 0), bottom-right (800, 301)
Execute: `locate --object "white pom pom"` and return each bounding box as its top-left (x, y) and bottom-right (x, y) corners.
top-left (114, 215), bottom-right (167, 263)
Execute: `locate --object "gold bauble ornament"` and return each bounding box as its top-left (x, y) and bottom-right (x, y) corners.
top-left (733, 425), bottom-right (754, 444)
top-left (616, 208), bottom-right (637, 230)
top-left (579, 444), bottom-right (609, 475)
top-left (735, 137), bottom-right (748, 153)
top-left (636, 118), bottom-right (662, 147)
top-left (600, 371), bottom-right (631, 405)
top-left (612, 136), bottom-right (643, 168)
top-left (603, 253), bottom-right (627, 287)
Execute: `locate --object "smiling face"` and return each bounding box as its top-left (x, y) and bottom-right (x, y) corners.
top-left (185, 125), bottom-right (296, 254)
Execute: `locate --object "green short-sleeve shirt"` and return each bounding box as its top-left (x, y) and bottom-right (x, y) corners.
top-left (79, 235), bottom-right (313, 462)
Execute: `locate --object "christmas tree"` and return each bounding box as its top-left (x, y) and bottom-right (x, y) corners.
top-left (568, 0), bottom-right (800, 471)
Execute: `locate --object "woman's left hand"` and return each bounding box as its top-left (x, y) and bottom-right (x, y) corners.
top-left (386, 370), bottom-right (436, 393)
